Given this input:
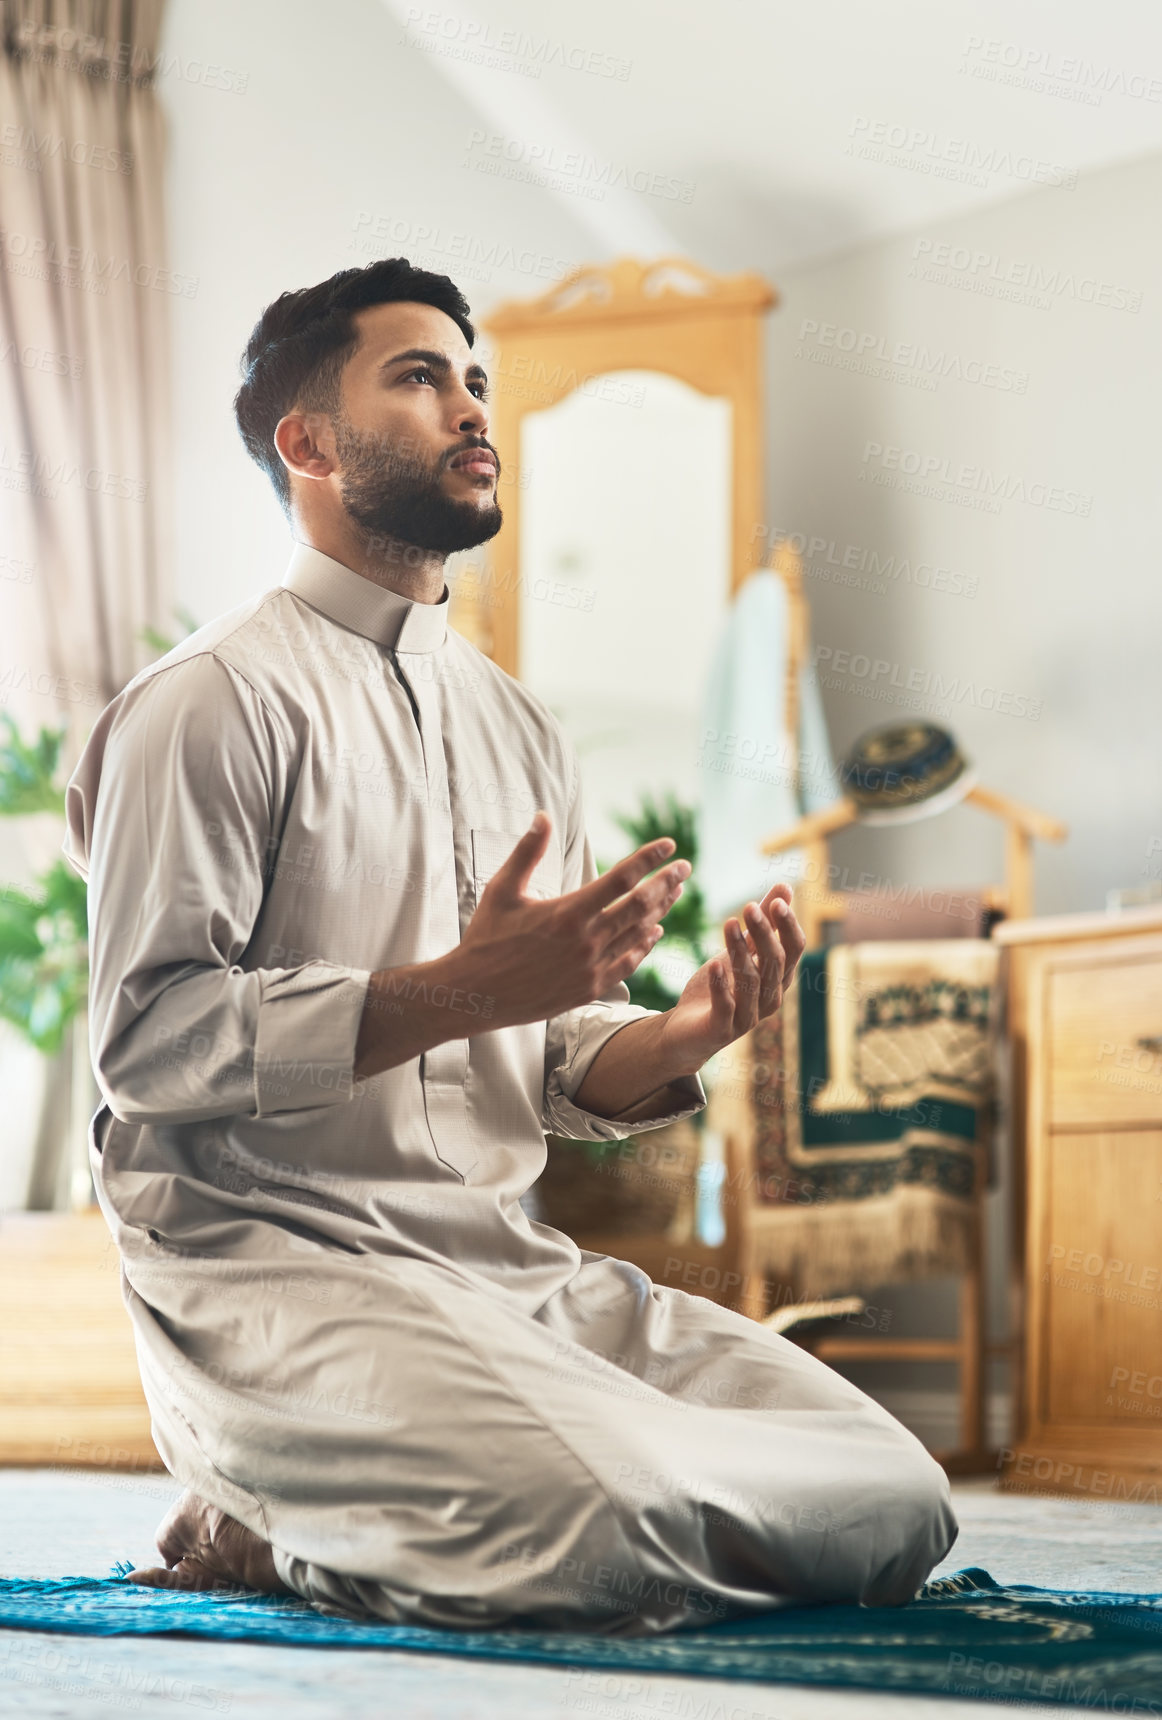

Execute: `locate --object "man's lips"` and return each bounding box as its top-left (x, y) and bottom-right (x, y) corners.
top-left (447, 447), bottom-right (498, 475)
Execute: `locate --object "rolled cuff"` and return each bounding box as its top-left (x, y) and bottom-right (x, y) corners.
top-left (542, 1000), bottom-right (708, 1142)
top-left (254, 961), bottom-right (372, 1116)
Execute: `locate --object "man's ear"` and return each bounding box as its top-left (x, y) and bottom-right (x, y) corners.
top-left (274, 410), bottom-right (335, 484)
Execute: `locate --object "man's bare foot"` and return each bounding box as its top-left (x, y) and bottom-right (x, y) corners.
top-left (127, 1490), bottom-right (291, 1595)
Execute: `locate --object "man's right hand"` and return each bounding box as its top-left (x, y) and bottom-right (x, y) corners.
top-left (451, 810), bottom-right (690, 1032)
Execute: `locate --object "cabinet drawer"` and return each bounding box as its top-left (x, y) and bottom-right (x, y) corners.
top-left (1048, 952), bottom-right (1162, 1128)
top-left (1041, 1130), bottom-right (1162, 1428)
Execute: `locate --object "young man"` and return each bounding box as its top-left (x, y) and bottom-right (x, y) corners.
top-left (64, 259), bottom-right (956, 1633)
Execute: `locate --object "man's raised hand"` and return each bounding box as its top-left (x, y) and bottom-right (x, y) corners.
top-left (654, 883), bottom-right (807, 1075)
top-left (453, 809), bottom-right (691, 1031)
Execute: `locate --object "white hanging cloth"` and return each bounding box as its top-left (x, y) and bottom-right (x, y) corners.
top-left (695, 569), bottom-right (836, 928)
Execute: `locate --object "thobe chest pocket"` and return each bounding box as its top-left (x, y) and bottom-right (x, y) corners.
top-left (470, 827), bottom-right (563, 905)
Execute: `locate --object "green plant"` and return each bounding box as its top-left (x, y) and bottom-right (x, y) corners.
top-left (0, 608), bottom-right (199, 1057)
top-left (0, 860), bottom-right (88, 1055)
top-left (0, 711), bottom-right (67, 817)
top-left (139, 605), bottom-right (199, 659)
top-left (555, 788), bottom-right (713, 1164)
top-left (0, 712), bottom-right (85, 1053)
top-left (599, 787), bottom-right (712, 1012)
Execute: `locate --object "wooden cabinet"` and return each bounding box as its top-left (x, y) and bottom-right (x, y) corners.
top-left (995, 908), bottom-right (1162, 1504)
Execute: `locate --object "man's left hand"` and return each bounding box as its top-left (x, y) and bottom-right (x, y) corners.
top-left (658, 883), bottom-right (807, 1073)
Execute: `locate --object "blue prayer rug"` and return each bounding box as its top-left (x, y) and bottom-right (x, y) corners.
top-left (1, 1568), bottom-right (1159, 1706)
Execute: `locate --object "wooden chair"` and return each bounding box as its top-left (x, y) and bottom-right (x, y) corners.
top-left (705, 541), bottom-right (1067, 1468)
top-left (767, 783), bottom-right (1067, 951)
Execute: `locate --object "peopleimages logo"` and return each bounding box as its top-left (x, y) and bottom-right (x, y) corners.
top-left (859, 441), bottom-right (1093, 517)
top-left (0, 440), bottom-right (148, 503)
top-left (796, 317), bottom-right (1029, 393)
top-left (462, 130), bottom-right (696, 203)
top-left (751, 526), bottom-right (979, 601)
top-left (350, 213), bottom-right (576, 286)
top-left (0, 227), bottom-right (198, 297)
top-left (10, 19), bottom-right (249, 93)
top-left (0, 122), bottom-right (133, 174)
top-left (847, 115), bottom-right (1078, 189)
top-left (399, 8), bottom-right (632, 80)
top-left (909, 237), bottom-right (1143, 313)
top-left (960, 35), bottom-right (1162, 105)
top-left (809, 645), bottom-right (1043, 721)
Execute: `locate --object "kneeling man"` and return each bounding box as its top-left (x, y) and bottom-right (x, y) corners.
top-left (64, 258), bottom-right (956, 1634)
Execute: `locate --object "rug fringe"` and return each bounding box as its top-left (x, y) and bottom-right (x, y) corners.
top-left (749, 1188), bottom-right (972, 1297)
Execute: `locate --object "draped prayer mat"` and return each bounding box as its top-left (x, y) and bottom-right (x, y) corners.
top-left (746, 943), bottom-right (1001, 1297)
top-left (1, 1569), bottom-right (1160, 1705)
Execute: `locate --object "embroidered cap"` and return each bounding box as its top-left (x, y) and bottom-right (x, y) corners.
top-left (840, 721), bottom-right (977, 826)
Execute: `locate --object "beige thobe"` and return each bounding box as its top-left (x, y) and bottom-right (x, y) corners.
top-left (63, 543), bottom-right (956, 1633)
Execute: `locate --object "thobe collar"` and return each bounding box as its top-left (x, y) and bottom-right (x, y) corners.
top-left (281, 541), bottom-right (449, 654)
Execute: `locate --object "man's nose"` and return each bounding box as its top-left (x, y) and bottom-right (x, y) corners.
top-left (454, 387), bottom-right (488, 437)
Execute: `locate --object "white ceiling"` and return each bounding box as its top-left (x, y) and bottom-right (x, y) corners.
top-left (379, 0), bottom-right (1162, 271)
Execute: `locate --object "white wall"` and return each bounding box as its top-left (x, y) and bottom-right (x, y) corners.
top-left (158, 0), bottom-right (599, 625)
top-left (763, 151), bottom-right (1162, 917)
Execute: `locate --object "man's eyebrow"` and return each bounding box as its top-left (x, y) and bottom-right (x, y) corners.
top-left (378, 347), bottom-right (489, 384)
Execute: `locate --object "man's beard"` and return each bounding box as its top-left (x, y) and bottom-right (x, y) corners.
top-left (333, 412), bottom-right (503, 555)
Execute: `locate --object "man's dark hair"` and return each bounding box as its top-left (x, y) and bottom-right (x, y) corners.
top-left (233, 258), bottom-right (476, 516)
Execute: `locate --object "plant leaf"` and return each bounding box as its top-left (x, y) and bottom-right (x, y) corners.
top-left (0, 712), bottom-right (68, 816)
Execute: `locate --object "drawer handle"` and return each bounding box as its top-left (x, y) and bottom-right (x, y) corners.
top-left (1136, 1035), bottom-right (1162, 1055)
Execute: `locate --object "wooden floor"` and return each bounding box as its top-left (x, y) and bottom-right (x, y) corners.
top-left (0, 1212), bottom-right (159, 1468)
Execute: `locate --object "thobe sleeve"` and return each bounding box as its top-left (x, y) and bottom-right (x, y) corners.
top-left (541, 743), bottom-right (707, 1143)
top-left (63, 652), bottom-right (372, 1127)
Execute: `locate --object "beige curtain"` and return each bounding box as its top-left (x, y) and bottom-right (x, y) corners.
top-left (0, 0), bottom-right (172, 726)
top-left (0, 0), bottom-right (173, 1206)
